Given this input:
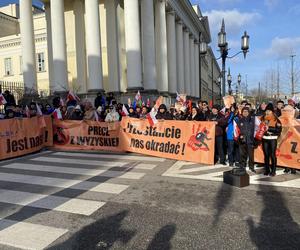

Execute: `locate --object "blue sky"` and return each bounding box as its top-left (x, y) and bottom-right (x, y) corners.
top-left (1, 0), bottom-right (299, 94)
top-left (191, 0), bottom-right (300, 94)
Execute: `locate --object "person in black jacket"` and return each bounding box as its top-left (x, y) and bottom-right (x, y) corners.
top-left (260, 103), bottom-right (282, 176)
top-left (208, 105), bottom-right (226, 165)
top-left (155, 104), bottom-right (173, 120)
top-left (128, 107), bottom-right (139, 118)
top-left (237, 107), bottom-right (256, 173)
top-left (187, 107), bottom-right (205, 121)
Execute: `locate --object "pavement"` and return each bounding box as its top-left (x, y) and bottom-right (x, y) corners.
top-left (0, 150), bottom-right (299, 250)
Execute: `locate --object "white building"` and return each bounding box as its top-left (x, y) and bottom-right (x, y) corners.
top-left (0, 0), bottom-right (221, 102)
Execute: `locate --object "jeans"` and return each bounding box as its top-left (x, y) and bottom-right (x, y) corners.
top-left (215, 136), bottom-right (225, 163)
top-left (262, 139), bottom-right (277, 174)
top-left (239, 143), bottom-right (254, 169)
top-left (227, 140), bottom-right (240, 164)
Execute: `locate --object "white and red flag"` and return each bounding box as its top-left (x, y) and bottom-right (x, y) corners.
top-left (52, 108), bottom-right (62, 120)
top-left (122, 104), bottom-right (129, 116)
top-left (0, 93), bottom-right (7, 105)
top-left (36, 103), bottom-right (43, 116)
top-left (146, 98), bottom-right (150, 108)
top-left (94, 110), bottom-right (99, 121)
top-left (25, 105), bottom-right (30, 118)
top-left (59, 97), bottom-right (65, 107)
top-left (233, 120), bottom-right (240, 141)
top-left (146, 108), bottom-right (158, 127)
top-left (67, 91), bottom-right (80, 102)
top-left (135, 91), bottom-right (141, 101)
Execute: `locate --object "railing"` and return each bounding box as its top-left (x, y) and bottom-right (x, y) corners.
top-left (0, 80), bottom-right (24, 112)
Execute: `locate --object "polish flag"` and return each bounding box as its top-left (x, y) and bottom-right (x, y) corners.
top-left (67, 91), bottom-right (80, 102)
top-left (135, 90), bottom-right (141, 101)
top-left (220, 107), bottom-right (226, 115)
top-left (59, 98), bottom-right (65, 107)
top-left (94, 110), bottom-right (99, 121)
top-left (146, 108), bottom-right (158, 127)
top-left (146, 98), bottom-right (150, 108)
top-left (254, 116), bottom-right (268, 140)
top-left (233, 120), bottom-right (240, 141)
top-left (122, 104), bottom-right (129, 116)
top-left (36, 103), bottom-right (43, 116)
top-left (25, 105), bottom-right (30, 118)
top-left (128, 98), bottom-right (132, 107)
top-left (154, 96), bottom-right (163, 109)
top-left (52, 108), bottom-right (62, 120)
top-left (0, 93), bottom-right (7, 105)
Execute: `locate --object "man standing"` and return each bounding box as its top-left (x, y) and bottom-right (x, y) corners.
top-left (237, 107), bottom-right (256, 173)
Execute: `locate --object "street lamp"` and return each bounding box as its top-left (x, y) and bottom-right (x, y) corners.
top-left (227, 68), bottom-right (232, 95)
top-left (198, 33), bottom-right (207, 99)
top-left (218, 19), bottom-right (249, 96)
top-left (237, 73), bottom-right (241, 98)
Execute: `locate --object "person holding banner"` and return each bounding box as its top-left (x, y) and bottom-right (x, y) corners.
top-left (261, 103), bottom-right (282, 176)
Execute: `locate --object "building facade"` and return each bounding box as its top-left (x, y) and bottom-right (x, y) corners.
top-left (0, 0), bottom-right (221, 102)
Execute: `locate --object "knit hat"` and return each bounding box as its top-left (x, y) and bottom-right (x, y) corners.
top-left (265, 103), bottom-right (274, 112)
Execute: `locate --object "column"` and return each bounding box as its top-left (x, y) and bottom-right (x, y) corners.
top-left (51, 0), bottom-right (68, 92)
top-left (85, 0), bottom-right (104, 92)
top-left (190, 36), bottom-right (195, 97)
top-left (45, 3), bottom-right (54, 94)
top-left (74, 0), bottom-right (87, 93)
top-left (166, 11), bottom-right (177, 94)
top-left (176, 20), bottom-right (184, 94)
top-left (155, 0), bottom-right (168, 93)
top-left (124, 0), bottom-right (143, 90)
top-left (106, 0), bottom-right (120, 93)
top-left (183, 28), bottom-right (190, 95)
top-left (195, 42), bottom-right (200, 98)
top-left (141, 0), bottom-right (156, 91)
top-left (20, 0), bottom-right (37, 92)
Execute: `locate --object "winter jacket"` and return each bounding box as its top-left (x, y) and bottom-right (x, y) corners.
top-left (187, 112), bottom-right (205, 121)
top-left (237, 116), bottom-right (255, 145)
top-left (208, 113), bottom-right (226, 137)
top-left (226, 112), bottom-right (239, 141)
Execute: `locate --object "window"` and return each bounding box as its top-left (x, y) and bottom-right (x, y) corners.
top-left (4, 58), bottom-right (12, 76)
top-left (36, 52), bottom-right (45, 72)
top-left (19, 56), bottom-right (23, 74)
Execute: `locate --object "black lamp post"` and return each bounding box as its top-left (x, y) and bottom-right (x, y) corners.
top-left (227, 68), bottom-right (232, 95)
top-left (218, 19), bottom-right (249, 96)
top-left (198, 33), bottom-right (208, 99)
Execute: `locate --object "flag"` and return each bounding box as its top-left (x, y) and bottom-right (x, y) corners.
top-left (254, 116), bottom-right (268, 141)
top-left (67, 91), bottom-right (80, 102)
top-left (36, 103), bottom-right (43, 116)
top-left (94, 110), bottom-right (99, 121)
top-left (52, 108), bottom-right (62, 120)
top-left (0, 93), bottom-right (7, 105)
top-left (146, 108), bottom-right (158, 127)
top-left (128, 98), bottom-right (132, 107)
top-left (135, 90), bottom-right (141, 101)
top-left (122, 104), bottom-right (129, 116)
top-left (146, 98), bottom-right (150, 108)
top-left (187, 100), bottom-right (192, 113)
top-left (154, 96), bottom-right (163, 110)
top-left (233, 120), bottom-right (240, 141)
top-left (24, 105), bottom-right (30, 118)
top-left (59, 98), bottom-right (65, 107)
top-left (220, 107), bottom-right (226, 115)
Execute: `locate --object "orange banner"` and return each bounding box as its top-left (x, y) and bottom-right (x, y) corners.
top-left (120, 117), bottom-right (216, 164)
top-left (52, 120), bottom-right (122, 152)
top-left (255, 118), bottom-right (300, 169)
top-left (0, 116), bottom-right (53, 161)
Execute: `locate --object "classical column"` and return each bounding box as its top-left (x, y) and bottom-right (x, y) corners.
top-left (45, 3), bottom-right (54, 94)
top-left (50, 0), bottom-right (68, 92)
top-left (105, 0), bottom-right (120, 93)
top-left (183, 28), bottom-right (190, 95)
top-left (155, 0), bottom-right (168, 93)
top-left (141, 0), bottom-right (156, 91)
top-left (74, 0), bottom-right (87, 93)
top-left (195, 42), bottom-right (200, 98)
top-left (189, 36), bottom-right (195, 97)
top-left (176, 20), bottom-right (184, 94)
top-left (20, 0), bottom-right (37, 92)
top-left (166, 11), bottom-right (177, 94)
top-left (124, 0), bottom-right (143, 90)
top-left (85, 0), bottom-right (103, 92)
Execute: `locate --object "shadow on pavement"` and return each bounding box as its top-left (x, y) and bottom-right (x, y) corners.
top-left (247, 184), bottom-right (300, 249)
top-left (48, 210), bottom-right (136, 250)
top-left (212, 183), bottom-right (233, 227)
top-left (147, 224), bottom-right (176, 250)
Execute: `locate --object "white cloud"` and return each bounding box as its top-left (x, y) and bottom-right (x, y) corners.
top-left (264, 0), bottom-right (279, 10)
top-left (266, 37), bottom-right (300, 59)
top-left (203, 9), bottom-right (261, 35)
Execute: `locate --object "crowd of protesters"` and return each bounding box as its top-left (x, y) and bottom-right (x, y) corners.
top-left (1, 90), bottom-right (300, 175)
